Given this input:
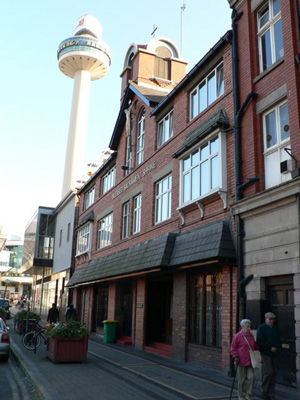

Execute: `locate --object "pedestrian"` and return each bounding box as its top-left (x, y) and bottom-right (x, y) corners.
top-left (47, 303), bottom-right (59, 324)
top-left (257, 312), bottom-right (281, 400)
top-left (65, 304), bottom-right (78, 321)
top-left (230, 319), bottom-right (259, 400)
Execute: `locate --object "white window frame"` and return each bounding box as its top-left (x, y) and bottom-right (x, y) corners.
top-left (122, 202), bottom-right (130, 239)
top-left (97, 213), bottom-right (113, 249)
top-left (190, 62), bottom-right (224, 120)
top-left (101, 166), bottom-right (116, 195)
top-left (84, 186), bottom-right (95, 210)
top-left (179, 130), bottom-right (227, 208)
top-left (76, 223), bottom-right (92, 256)
top-left (263, 100), bottom-right (290, 188)
top-left (257, 0), bottom-right (283, 72)
top-left (133, 194), bottom-right (142, 234)
top-left (157, 110), bottom-right (173, 148)
top-left (136, 108), bottom-right (145, 166)
top-left (155, 175), bottom-right (172, 224)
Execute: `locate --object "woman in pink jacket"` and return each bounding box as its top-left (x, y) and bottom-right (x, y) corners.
top-left (230, 319), bottom-right (260, 400)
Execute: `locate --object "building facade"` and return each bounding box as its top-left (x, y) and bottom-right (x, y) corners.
top-left (67, 35), bottom-right (238, 370)
top-left (228, 0), bottom-right (300, 387)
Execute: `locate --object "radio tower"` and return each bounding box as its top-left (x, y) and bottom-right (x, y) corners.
top-left (58, 15), bottom-right (111, 197)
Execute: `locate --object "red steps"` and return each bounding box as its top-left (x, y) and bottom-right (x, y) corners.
top-left (144, 342), bottom-right (172, 358)
top-left (116, 335), bottom-right (132, 346)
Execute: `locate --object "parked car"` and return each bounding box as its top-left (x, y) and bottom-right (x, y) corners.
top-left (0, 299), bottom-right (10, 319)
top-left (0, 318), bottom-right (10, 362)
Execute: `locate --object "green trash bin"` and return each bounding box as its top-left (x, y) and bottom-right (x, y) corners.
top-left (102, 320), bottom-right (118, 343)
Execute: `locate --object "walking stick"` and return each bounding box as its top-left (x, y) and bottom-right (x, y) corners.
top-left (229, 363), bottom-right (238, 400)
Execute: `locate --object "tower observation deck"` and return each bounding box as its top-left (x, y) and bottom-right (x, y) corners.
top-left (58, 15), bottom-right (111, 197)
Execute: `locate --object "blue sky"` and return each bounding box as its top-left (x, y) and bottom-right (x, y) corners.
top-left (0, 0), bottom-right (231, 238)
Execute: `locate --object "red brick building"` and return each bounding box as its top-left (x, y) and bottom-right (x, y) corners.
top-left (67, 33), bottom-right (238, 370)
top-left (229, 0), bottom-right (300, 387)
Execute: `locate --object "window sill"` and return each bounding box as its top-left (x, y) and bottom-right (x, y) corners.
top-left (188, 342), bottom-right (222, 351)
top-left (177, 189), bottom-right (227, 225)
top-left (253, 57), bottom-right (284, 84)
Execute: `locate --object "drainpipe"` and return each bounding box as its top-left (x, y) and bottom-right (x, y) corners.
top-left (295, 0), bottom-right (300, 64)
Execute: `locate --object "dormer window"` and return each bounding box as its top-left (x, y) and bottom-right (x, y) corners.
top-left (136, 108), bottom-right (145, 166)
top-left (158, 110), bottom-right (173, 148)
top-left (190, 62), bottom-right (224, 120)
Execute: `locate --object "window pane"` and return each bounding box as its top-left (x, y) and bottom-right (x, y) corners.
top-left (164, 116), bottom-right (170, 143)
top-left (158, 122), bottom-right (163, 147)
top-left (191, 91), bottom-right (197, 118)
top-left (265, 110), bottom-right (277, 148)
top-left (191, 166), bottom-right (200, 200)
top-left (274, 19), bottom-right (283, 60)
top-left (183, 156), bottom-right (191, 171)
top-left (183, 173), bottom-right (190, 203)
top-left (211, 155), bottom-right (219, 189)
top-left (217, 66), bottom-right (224, 97)
top-left (259, 8), bottom-right (269, 29)
top-left (261, 29), bottom-right (272, 70)
top-left (207, 72), bottom-right (216, 105)
top-left (200, 160), bottom-right (209, 195)
top-left (169, 112), bottom-right (173, 138)
top-left (191, 150), bottom-right (200, 166)
top-left (279, 102), bottom-right (289, 141)
top-left (210, 137), bottom-right (219, 154)
top-left (200, 143), bottom-right (209, 160)
top-left (199, 82), bottom-right (207, 112)
top-left (273, 0), bottom-right (280, 16)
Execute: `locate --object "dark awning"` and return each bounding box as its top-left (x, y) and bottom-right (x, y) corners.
top-left (67, 220), bottom-right (236, 288)
top-left (169, 219), bottom-right (236, 267)
top-left (67, 233), bottom-right (176, 287)
top-left (173, 109), bottom-right (229, 158)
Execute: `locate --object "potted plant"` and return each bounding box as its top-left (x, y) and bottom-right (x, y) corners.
top-left (0, 307), bottom-right (7, 323)
top-left (14, 310), bottom-right (41, 334)
top-left (45, 320), bottom-right (89, 363)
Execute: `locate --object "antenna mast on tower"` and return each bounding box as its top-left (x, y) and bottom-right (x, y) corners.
top-left (180, 2), bottom-right (186, 55)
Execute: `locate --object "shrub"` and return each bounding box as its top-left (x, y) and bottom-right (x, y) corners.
top-left (13, 310), bottom-right (41, 323)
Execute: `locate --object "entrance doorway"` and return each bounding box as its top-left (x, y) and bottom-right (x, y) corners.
top-left (92, 284), bottom-right (108, 334)
top-left (266, 275), bottom-right (296, 387)
top-left (146, 278), bottom-right (173, 344)
top-left (117, 281), bottom-right (133, 337)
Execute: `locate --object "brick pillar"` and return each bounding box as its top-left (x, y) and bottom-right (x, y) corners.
top-left (172, 270), bottom-right (187, 361)
top-left (135, 278), bottom-right (146, 350)
top-left (107, 282), bottom-right (117, 320)
top-left (221, 265), bottom-right (237, 370)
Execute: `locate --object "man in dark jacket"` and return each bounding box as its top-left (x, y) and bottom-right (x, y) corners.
top-left (257, 312), bottom-right (281, 400)
top-left (66, 304), bottom-right (78, 321)
top-left (47, 303), bottom-right (59, 324)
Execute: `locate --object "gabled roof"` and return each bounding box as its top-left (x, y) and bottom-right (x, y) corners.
top-left (109, 82), bottom-right (167, 150)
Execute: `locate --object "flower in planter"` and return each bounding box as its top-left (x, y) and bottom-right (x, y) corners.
top-left (45, 320), bottom-right (90, 339)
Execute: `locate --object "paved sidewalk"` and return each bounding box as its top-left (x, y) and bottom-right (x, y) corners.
top-left (7, 316), bottom-right (298, 400)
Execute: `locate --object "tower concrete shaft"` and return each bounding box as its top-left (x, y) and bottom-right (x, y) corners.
top-left (58, 15), bottom-right (111, 197)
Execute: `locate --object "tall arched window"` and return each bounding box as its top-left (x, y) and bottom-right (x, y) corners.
top-left (136, 108), bottom-right (145, 165)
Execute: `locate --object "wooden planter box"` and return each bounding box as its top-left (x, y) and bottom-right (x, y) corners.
top-left (47, 336), bottom-right (88, 363)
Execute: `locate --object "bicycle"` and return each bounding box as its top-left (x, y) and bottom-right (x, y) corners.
top-left (22, 320), bottom-right (47, 351)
